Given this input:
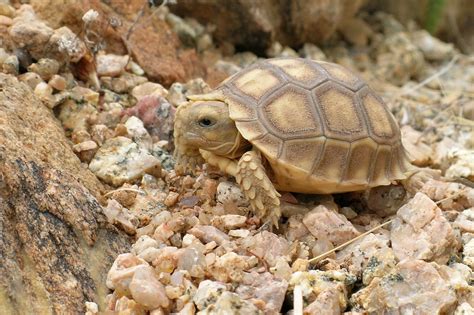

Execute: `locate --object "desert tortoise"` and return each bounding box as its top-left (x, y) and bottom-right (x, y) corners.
top-left (174, 57), bottom-right (412, 226)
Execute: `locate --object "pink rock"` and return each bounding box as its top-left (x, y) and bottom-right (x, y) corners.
top-left (235, 271), bottom-right (288, 313)
top-left (151, 246), bottom-right (179, 273)
top-left (241, 231), bottom-right (290, 267)
top-left (289, 270), bottom-right (352, 311)
top-left (103, 199), bottom-right (138, 235)
top-left (390, 192), bottom-right (458, 264)
top-left (421, 179), bottom-right (474, 211)
top-left (454, 209), bottom-right (474, 233)
top-left (153, 222), bottom-right (174, 242)
top-left (96, 54), bottom-right (129, 77)
top-left (18, 72), bottom-right (43, 90)
top-left (285, 215), bottom-right (310, 241)
top-left (352, 260), bottom-right (458, 314)
top-left (164, 191), bottom-right (180, 207)
top-left (9, 5), bottom-right (54, 60)
top-left (72, 140), bottom-right (98, 163)
top-left (211, 214), bottom-right (247, 230)
top-left (304, 289), bottom-right (341, 315)
top-left (208, 252), bottom-right (249, 282)
top-left (132, 82), bottom-right (168, 102)
top-left (303, 204), bottom-right (360, 246)
top-left (106, 253), bottom-right (148, 293)
top-left (123, 95), bottom-right (175, 143)
top-left (48, 74), bottom-right (67, 91)
top-left (129, 265), bottom-right (169, 309)
top-left (336, 233), bottom-right (392, 278)
top-left (188, 225), bottom-right (230, 245)
top-left (0, 15), bottom-right (12, 26)
top-left (401, 125), bottom-right (433, 167)
top-left (176, 247), bottom-right (206, 278)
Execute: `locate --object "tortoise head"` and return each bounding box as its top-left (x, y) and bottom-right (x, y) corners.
top-left (174, 100), bottom-right (250, 173)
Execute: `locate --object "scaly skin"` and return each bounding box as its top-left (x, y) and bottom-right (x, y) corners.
top-left (236, 151), bottom-right (281, 227)
top-left (201, 149), bottom-right (281, 227)
top-left (174, 146), bottom-right (204, 175)
top-left (173, 102), bottom-right (204, 175)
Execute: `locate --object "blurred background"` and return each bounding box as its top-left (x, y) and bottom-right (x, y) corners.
top-left (170, 0), bottom-right (473, 54)
top-left (12, 0), bottom-right (473, 88)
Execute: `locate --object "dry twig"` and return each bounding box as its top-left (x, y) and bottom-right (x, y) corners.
top-left (308, 220), bottom-right (393, 265)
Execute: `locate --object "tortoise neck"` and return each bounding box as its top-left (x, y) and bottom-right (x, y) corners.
top-left (205, 131), bottom-right (251, 159)
top-left (225, 132), bottom-right (251, 158)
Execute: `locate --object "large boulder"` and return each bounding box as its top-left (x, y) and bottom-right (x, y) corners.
top-left (29, 0), bottom-right (206, 86)
top-left (0, 73), bottom-right (131, 313)
top-left (170, 0), bottom-right (367, 52)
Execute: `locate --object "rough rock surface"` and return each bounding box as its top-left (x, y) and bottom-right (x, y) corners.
top-left (171, 0), bottom-right (366, 52)
top-left (303, 204), bottom-right (361, 246)
top-left (127, 16), bottom-right (206, 87)
top-left (0, 73), bottom-right (131, 313)
top-left (30, 0), bottom-right (207, 87)
top-left (390, 192), bottom-right (458, 264)
top-left (336, 233), bottom-right (393, 279)
top-left (352, 260), bottom-right (462, 314)
top-left (89, 136), bottom-right (161, 187)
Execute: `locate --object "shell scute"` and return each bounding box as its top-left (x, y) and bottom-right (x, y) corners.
top-left (313, 82), bottom-right (368, 142)
top-left (358, 87), bottom-right (399, 144)
top-left (281, 137), bottom-right (325, 173)
top-left (318, 61), bottom-right (364, 91)
top-left (267, 58), bottom-right (328, 89)
top-left (261, 85), bottom-right (321, 138)
top-left (230, 66), bottom-right (284, 102)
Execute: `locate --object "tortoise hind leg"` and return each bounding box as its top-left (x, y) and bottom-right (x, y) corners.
top-left (236, 150), bottom-right (281, 227)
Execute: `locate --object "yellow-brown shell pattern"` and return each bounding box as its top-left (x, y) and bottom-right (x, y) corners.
top-left (217, 57), bottom-right (411, 188)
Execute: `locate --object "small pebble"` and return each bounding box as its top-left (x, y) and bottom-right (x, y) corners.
top-left (228, 229), bottom-right (250, 238)
top-left (3, 55), bottom-right (19, 75)
top-left (164, 192), bottom-right (180, 207)
top-left (89, 137), bottom-right (161, 187)
top-left (340, 207), bottom-right (358, 219)
top-left (85, 301), bottom-right (98, 315)
top-left (18, 72), bottom-right (44, 90)
top-left (211, 214), bottom-right (247, 230)
top-left (34, 82), bottom-right (56, 108)
top-left (0, 15), bottom-right (12, 26)
top-left (90, 124), bottom-right (113, 146)
top-left (71, 130), bottom-right (91, 144)
top-left (96, 53), bottom-right (129, 77)
top-left (0, 4), bottom-right (15, 17)
top-left (127, 60), bottom-right (145, 76)
top-left (129, 266), bottom-right (169, 310)
top-left (216, 181), bottom-right (248, 206)
top-left (132, 82), bottom-right (168, 102)
top-left (72, 140), bottom-right (98, 163)
top-left (28, 58), bottom-right (60, 81)
top-left (48, 74), bottom-right (67, 91)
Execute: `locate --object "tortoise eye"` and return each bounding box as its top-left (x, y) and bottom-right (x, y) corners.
top-left (198, 118), bottom-right (215, 127)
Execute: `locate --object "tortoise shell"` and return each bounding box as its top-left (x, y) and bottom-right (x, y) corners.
top-left (196, 57), bottom-right (412, 194)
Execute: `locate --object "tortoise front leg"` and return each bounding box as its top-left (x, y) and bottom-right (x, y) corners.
top-left (237, 150), bottom-right (281, 227)
top-left (200, 149), bottom-right (281, 227)
top-left (200, 149), bottom-right (238, 177)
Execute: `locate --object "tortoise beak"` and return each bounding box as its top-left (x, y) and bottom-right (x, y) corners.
top-left (185, 132), bottom-right (208, 146)
top-left (186, 132), bottom-right (225, 149)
